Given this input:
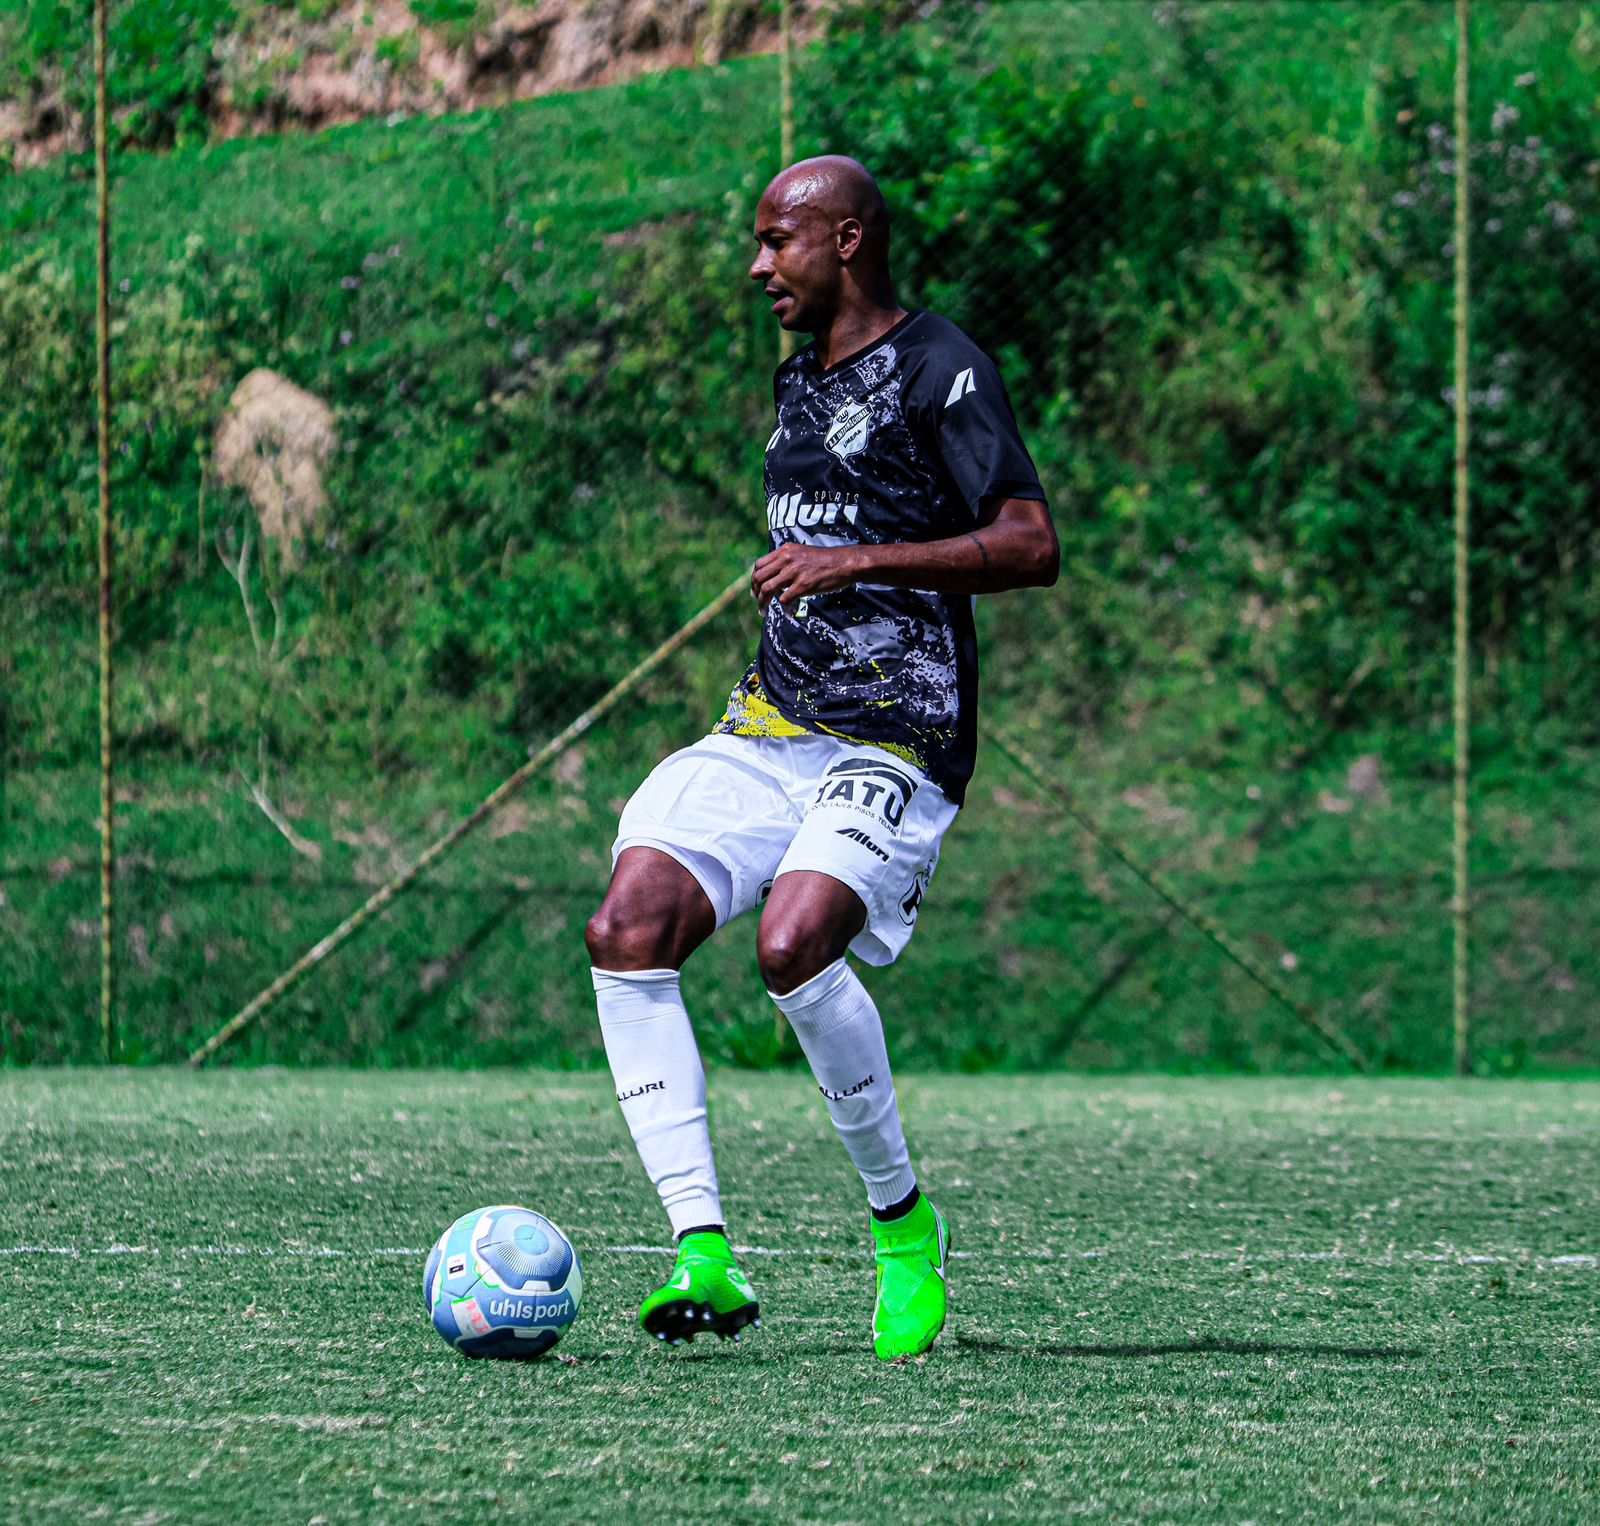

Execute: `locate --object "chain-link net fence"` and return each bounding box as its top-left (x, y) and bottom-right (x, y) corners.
top-left (2, 0), bottom-right (1596, 1071)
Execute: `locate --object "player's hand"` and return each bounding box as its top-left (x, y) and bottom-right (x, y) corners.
top-left (751, 544), bottom-right (864, 612)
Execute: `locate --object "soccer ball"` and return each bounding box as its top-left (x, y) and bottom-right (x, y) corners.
top-left (423, 1205), bottom-right (582, 1359)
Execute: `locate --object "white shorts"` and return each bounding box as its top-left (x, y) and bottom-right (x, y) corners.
top-left (612, 731), bottom-right (958, 966)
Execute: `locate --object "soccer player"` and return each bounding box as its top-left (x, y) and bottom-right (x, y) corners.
top-left (586, 156), bottom-right (1057, 1359)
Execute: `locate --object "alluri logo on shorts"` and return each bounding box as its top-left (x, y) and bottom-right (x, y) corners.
top-left (824, 400), bottom-right (874, 460)
top-left (814, 757), bottom-right (919, 829)
top-left (836, 826), bottom-right (890, 862)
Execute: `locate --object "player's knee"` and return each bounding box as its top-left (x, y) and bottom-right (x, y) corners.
top-left (585, 903), bottom-right (662, 971)
top-left (757, 922), bottom-right (830, 996)
top-left (583, 905), bottom-right (618, 967)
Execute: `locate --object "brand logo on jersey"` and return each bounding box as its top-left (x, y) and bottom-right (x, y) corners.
top-left (835, 826), bottom-right (890, 862)
top-left (824, 400), bottom-right (874, 460)
top-left (814, 757), bottom-right (919, 829)
top-left (767, 493), bottom-right (861, 532)
top-left (944, 368), bottom-right (977, 408)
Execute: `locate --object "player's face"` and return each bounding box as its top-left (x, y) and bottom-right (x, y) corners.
top-left (750, 195), bottom-right (843, 333)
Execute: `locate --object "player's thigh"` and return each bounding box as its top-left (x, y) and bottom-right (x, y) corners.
top-left (611, 734), bottom-right (798, 932)
top-left (774, 747), bottom-right (958, 967)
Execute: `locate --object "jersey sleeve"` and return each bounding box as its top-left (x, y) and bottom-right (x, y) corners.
top-left (909, 342), bottom-right (1046, 520)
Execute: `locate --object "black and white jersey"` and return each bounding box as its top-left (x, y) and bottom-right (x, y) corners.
top-left (713, 309), bottom-right (1045, 805)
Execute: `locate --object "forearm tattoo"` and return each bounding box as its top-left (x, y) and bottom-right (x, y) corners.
top-left (967, 532), bottom-right (990, 576)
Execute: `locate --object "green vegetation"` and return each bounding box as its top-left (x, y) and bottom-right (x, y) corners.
top-left (0, 0), bottom-right (721, 151)
top-left (3, 1071), bottom-right (1598, 1520)
top-left (5, 734), bottom-right (1599, 1073)
top-left (0, 0), bottom-right (238, 148)
top-left (2, 3), bottom-right (1597, 1068)
top-left (407, 0), bottom-right (487, 42)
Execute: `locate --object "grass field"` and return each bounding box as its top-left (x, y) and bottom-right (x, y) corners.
top-left (2, 1070), bottom-right (1596, 1521)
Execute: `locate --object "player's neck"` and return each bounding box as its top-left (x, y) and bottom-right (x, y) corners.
top-left (812, 298), bottom-right (908, 372)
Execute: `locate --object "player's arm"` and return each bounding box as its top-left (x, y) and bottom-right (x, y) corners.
top-left (752, 495), bottom-right (1058, 609)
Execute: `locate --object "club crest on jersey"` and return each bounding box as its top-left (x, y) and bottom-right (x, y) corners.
top-left (824, 400), bottom-right (874, 460)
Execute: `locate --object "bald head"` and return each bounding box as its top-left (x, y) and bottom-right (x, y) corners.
top-left (761, 156), bottom-right (892, 271)
top-left (749, 155), bottom-right (901, 348)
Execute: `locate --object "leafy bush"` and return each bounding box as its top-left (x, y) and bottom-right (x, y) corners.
top-left (0, 251), bottom-right (92, 564)
top-left (0, 0), bottom-right (240, 151)
top-left (796, 6), bottom-right (1600, 733)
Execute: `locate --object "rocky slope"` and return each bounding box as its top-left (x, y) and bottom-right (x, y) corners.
top-left (1, 0), bottom-right (822, 168)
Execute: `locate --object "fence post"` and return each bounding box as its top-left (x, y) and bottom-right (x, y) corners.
top-left (779, 0), bottom-right (795, 169)
top-left (767, 0), bottom-right (799, 1052)
top-left (94, 0), bottom-right (117, 1063)
top-left (778, 0), bottom-right (798, 363)
top-left (1451, 0), bottom-right (1472, 1076)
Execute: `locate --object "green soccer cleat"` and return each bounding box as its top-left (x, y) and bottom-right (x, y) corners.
top-left (639, 1231), bottom-right (761, 1346)
top-left (869, 1195), bottom-right (950, 1361)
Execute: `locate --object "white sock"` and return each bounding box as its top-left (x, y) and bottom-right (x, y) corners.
top-left (593, 967), bottom-right (724, 1239)
top-left (769, 958), bottom-right (917, 1211)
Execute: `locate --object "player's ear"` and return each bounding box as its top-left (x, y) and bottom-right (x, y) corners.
top-left (835, 217), bottom-right (864, 263)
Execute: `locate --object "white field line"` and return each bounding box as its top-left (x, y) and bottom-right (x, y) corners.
top-left (0, 1244), bottom-right (1595, 1268)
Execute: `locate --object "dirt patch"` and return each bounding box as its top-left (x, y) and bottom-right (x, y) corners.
top-left (3, 1), bottom-right (823, 167)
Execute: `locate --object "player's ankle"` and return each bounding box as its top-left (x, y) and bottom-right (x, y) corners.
top-left (870, 1186), bottom-right (921, 1223)
top-left (675, 1223), bottom-right (727, 1243)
